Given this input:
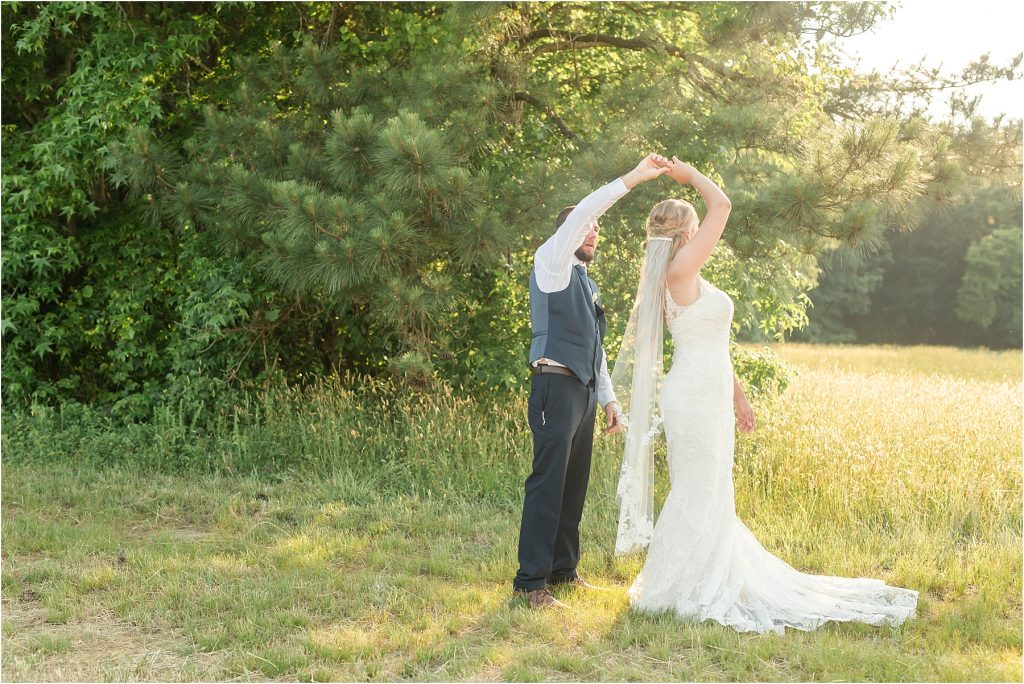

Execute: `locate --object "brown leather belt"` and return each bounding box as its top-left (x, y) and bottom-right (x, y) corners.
top-left (531, 364), bottom-right (577, 378)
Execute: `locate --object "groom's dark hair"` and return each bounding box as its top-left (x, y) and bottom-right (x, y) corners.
top-left (555, 205), bottom-right (576, 229)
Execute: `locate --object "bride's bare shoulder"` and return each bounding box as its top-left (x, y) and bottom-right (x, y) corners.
top-left (665, 268), bottom-right (701, 308)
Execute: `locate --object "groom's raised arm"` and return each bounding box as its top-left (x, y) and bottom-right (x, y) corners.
top-left (533, 178), bottom-right (629, 293)
top-left (534, 154), bottom-right (671, 293)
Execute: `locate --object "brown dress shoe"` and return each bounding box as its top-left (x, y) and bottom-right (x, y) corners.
top-left (518, 587), bottom-right (567, 609)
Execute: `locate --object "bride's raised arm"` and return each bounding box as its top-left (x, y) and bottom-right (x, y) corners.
top-left (665, 157), bottom-right (731, 278)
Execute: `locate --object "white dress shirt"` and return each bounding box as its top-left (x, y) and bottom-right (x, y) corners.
top-left (532, 177), bottom-right (629, 408)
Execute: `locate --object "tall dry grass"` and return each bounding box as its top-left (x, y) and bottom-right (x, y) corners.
top-left (2, 344), bottom-right (1020, 680)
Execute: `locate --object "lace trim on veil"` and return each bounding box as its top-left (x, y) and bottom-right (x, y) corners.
top-left (611, 238), bottom-right (672, 555)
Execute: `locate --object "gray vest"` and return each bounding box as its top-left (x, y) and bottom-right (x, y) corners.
top-left (529, 265), bottom-right (607, 386)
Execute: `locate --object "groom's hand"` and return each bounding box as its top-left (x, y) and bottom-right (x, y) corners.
top-left (621, 153), bottom-right (672, 189)
top-left (603, 402), bottom-right (623, 435)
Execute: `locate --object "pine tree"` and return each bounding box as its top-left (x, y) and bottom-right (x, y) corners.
top-left (113, 38), bottom-right (515, 381)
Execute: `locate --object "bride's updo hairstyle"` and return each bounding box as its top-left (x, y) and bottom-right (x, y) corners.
top-left (646, 199), bottom-right (699, 258)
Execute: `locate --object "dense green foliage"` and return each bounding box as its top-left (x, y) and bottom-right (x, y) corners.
top-left (3, 2), bottom-right (1021, 418)
top-left (957, 226), bottom-right (1022, 336)
top-left (799, 185), bottom-right (1022, 347)
top-left (1, 2), bottom-right (307, 414)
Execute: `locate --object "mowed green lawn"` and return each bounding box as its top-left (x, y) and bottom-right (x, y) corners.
top-left (2, 344), bottom-right (1020, 681)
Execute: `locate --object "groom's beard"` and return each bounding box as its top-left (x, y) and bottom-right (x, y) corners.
top-left (575, 246), bottom-right (595, 262)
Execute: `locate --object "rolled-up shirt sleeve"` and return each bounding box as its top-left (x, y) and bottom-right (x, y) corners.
top-left (596, 347), bottom-right (618, 408)
top-left (534, 177), bottom-right (630, 293)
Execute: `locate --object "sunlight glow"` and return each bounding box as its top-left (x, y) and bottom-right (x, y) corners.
top-left (833, 0), bottom-right (1024, 121)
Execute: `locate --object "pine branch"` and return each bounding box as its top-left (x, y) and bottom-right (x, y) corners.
top-left (322, 2), bottom-right (340, 47)
top-left (510, 91), bottom-right (580, 142)
top-left (826, 54), bottom-right (1023, 121)
top-left (518, 29), bottom-right (752, 87)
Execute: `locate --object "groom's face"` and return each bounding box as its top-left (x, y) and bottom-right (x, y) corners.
top-left (574, 221), bottom-right (600, 263)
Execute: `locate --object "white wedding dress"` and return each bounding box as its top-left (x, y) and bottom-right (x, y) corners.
top-left (626, 275), bottom-right (919, 635)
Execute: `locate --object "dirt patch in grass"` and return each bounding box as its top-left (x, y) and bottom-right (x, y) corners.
top-left (1, 596), bottom-right (240, 682)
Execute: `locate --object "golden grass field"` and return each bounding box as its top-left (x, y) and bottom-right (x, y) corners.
top-left (1, 343), bottom-right (1020, 681)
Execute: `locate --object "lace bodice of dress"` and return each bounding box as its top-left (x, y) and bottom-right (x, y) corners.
top-left (664, 276), bottom-right (734, 383)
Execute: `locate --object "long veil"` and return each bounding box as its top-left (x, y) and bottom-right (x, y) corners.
top-left (611, 237), bottom-right (672, 555)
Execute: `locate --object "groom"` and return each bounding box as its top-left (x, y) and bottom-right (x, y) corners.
top-left (513, 153), bottom-right (672, 608)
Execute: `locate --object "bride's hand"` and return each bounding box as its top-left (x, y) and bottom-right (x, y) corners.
top-left (667, 156), bottom-right (697, 185)
top-left (735, 397), bottom-right (756, 433)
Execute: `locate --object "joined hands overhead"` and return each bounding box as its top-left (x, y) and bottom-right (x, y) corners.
top-left (622, 153), bottom-right (696, 189)
top-left (665, 155), bottom-right (697, 185)
top-left (621, 153), bottom-right (671, 189)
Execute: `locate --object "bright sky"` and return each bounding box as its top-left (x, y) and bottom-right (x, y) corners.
top-left (832, 0), bottom-right (1024, 121)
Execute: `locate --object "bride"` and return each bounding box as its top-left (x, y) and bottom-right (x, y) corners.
top-left (611, 156), bottom-right (919, 635)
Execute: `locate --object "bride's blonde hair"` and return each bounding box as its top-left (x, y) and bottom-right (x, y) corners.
top-left (646, 199), bottom-right (699, 258)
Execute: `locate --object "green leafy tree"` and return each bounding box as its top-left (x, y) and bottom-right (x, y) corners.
top-left (2, 2), bottom-right (343, 413)
top-left (800, 184), bottom-right (1021, 348)
top-left (956, 227), bottom-right (1022, 345)
top-left (794, 244), bottom-right (893, 343)
top-left (3, 2), bottom-right (213, 407)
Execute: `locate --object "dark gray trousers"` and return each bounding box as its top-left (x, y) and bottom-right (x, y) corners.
top-left (513, 373), bottom-right (597, 592)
